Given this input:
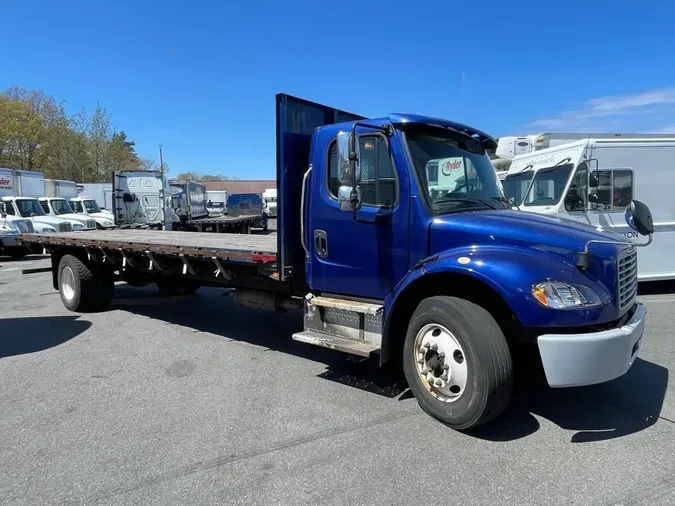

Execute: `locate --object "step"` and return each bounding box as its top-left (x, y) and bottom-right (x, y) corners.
top-left (309, 296), bottom-right (383, 315)
top-left (292, 330), bottom-right (380, 357)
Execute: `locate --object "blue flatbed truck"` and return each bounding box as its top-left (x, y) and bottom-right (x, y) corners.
top-left (20, 94), bottom-right (654, 430)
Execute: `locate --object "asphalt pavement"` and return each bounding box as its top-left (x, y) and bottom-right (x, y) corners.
top-left (1, 245), bottom-right (674, 505)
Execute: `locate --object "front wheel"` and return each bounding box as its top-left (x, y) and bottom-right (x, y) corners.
top-left (403, 296), bottom-right (513, 430)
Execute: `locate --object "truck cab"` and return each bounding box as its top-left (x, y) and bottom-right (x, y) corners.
top-left (262, 189), bottom-right (277, 217)
top-left (0, 201), bottom-right (34, 258)
top-left (38, 197), bottom-right (97, 230)
top-left (69, 196), bottom-right (116, 229)
top-left (1, 196), bottom-right (75, 233)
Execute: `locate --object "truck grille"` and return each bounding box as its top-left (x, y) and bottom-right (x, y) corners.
top-left (59, 222), bottom-right (73, 232)
top-left (618, 247), bottom-right (638, 310)
top-left (87, 219), bottom-right (96, 229)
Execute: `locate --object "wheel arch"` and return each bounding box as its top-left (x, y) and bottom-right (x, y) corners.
top-left (380, 270), bottom-right (522, 366)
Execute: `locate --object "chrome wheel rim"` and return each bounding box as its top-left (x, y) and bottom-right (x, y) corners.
top-left (61, 266), bottom-right (76, 301)
top-left (414, 323), bottom-right (468, 403)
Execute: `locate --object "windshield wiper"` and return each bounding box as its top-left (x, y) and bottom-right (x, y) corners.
top-left (489, 196), bottom-right (518, 210)
top-left (433, 197), bottom-right (499, 210)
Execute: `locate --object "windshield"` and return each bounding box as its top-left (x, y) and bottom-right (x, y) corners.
top-left (83, 199), bottom-right (101, 213)
top-left (523, 164), bottom-right (574, 206)
top-left (16, 199), bottom-right (47, 217)
top-left (405, 127), bottom-right (509, 213)
top-left (503, 171), bottom-right (534, 206)
top-left (51, 199), bottom-right (74, 215)
top-left (208, 202), bottom-right (224, 208)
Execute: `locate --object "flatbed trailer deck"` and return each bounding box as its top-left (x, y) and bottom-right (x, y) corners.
top-left (186, 214), bottom-right (265, 233)
top-left (20, 230), bottom-right (277, 263)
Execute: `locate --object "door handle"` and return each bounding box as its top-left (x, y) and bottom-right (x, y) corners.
top-left (313, 229), bottom-right (328, 259)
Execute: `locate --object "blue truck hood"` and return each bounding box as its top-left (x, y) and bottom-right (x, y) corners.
top-left (430, 210), bottom-right (625, 255)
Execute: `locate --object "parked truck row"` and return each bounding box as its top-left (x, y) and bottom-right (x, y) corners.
top-left (19, 93), bottom-right (654, 431)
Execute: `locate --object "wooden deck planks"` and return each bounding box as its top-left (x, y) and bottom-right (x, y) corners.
top-left (19, 229), bottom-right (278, 261)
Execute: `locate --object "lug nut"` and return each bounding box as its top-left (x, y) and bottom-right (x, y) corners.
top-left (430, 343), bottom-right (438, 351)
top-left (439, 352), bottom-right (445, 359)
top-left (443, 364), bottom-right (450, 371)
top-left (434, 379), bottom-right (442, 387)
top-left (441, 374), bottom-right (448, 381)
top-left (422, 367), bottom-right (429, 374)
top-left (422, 342), bottom-right (430, 349)
top-left (417, 358), bottom-right (424, 364)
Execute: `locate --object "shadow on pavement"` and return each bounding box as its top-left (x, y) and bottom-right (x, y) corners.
top-left (468, 357), bottom-right (669, 442)
top-left (112, 285), bottom-right (669, 442)
top-left (0, 316), bottom-right (91, 358)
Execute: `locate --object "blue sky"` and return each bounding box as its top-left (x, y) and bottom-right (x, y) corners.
top-left (2, 0), bottom-right (675, 179)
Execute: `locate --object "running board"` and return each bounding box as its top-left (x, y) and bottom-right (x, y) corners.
top-left (309, 296), bottom-right (383, 315)
top-left (292, 330), bottom-right (380, 357)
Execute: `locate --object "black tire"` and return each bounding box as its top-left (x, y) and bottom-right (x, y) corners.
top-left (156, 277), bottom-right (200, 297)
top-left (58, 254), bottom-right (108, 312)
top-left (402, 296), bottom-right (513, 430)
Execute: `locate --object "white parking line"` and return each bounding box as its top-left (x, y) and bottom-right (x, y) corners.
top-left (0, 268), bottom-right (20, 272)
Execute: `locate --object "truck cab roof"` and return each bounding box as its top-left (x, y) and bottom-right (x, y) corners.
top-left (324, 114), bottom-right (498, 149)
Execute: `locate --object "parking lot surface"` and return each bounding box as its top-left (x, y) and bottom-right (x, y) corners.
top-left (1, 251), bottom-right (674, 505)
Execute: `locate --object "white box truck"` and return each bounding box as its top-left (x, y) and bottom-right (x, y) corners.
top-left (0, 168), bottom-right (75, 235)
top-left (41, 179), bottom-right (97, 230)
top-left (502, 137), bottom-right (675, 281)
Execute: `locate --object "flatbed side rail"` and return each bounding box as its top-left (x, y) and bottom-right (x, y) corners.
top-left (18, 233), bottom-right (277, 266)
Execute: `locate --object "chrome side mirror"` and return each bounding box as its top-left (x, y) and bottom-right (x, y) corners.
top-left (337, 185), bottom-right (362, 211)
top-left (625, 200), bottom-right (654, 236)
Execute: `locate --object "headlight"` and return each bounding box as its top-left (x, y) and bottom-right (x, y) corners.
top-left (72, 223), bottom-right (85, 229)
top-left (531, 281), bottom-right (601, 309)
top-left (41, 226), bottom-right (56, 233)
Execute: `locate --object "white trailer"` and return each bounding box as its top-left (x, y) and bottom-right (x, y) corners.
top-left (45, 179), bottom-right (78, 199)
top-left (503, 137), bottom-right (675, 281)
top-left (77, 183), bottom-right (114, 211)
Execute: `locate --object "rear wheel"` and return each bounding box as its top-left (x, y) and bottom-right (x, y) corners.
top-left (58, 254), bottom-right (115, 312)
top-left (403, 296), bottom-right (513, 430)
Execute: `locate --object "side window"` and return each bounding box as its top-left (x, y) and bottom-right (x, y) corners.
top-left (565, 164), bottom-right (588, 211)
top-left (5, 201), bottom-right (16, 215)
top-left (40, 201), bottom-right (50, 214)
top-left (593, 169), bottom-right (633, 209)
top-left (328, 135), bottom-right (397, 207)
top-left (71, 201), bottom-right (83, 213)
top-left (613, 170), bottom-right (633, 207)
